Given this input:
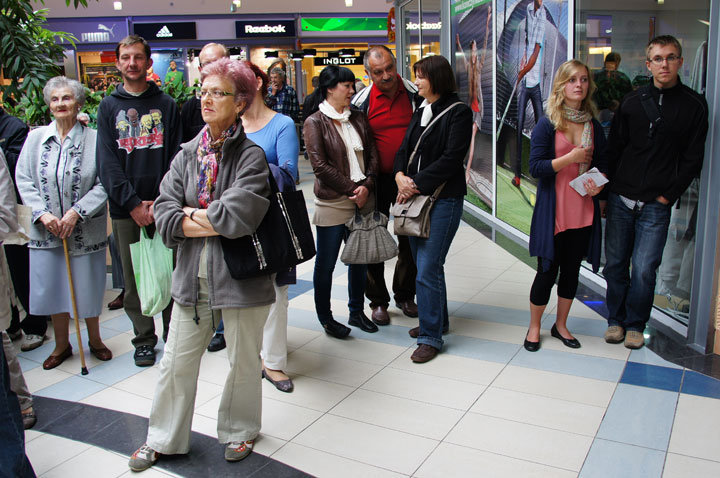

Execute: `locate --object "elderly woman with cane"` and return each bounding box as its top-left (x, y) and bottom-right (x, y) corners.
top-left (129, 58), bottom-right (274, 471)
top-left (15, 76), bottom-right (111, 371)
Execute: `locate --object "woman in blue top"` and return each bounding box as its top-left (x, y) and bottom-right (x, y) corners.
top-left (206, 60), bottom-right (299, 393)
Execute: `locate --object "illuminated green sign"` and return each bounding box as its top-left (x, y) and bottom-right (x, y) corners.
top-left (301, 18), bottom-right (386, 32)
top-left (451, 0), bottom-right (491, 16)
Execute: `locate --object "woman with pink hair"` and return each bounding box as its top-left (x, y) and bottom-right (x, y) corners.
top-left (129, 58), bottom-right (273, 471)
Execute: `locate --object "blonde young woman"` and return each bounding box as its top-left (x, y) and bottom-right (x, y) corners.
top-left (524, 59), bottom-right (608, 351)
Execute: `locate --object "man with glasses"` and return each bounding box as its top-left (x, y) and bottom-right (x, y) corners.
top-left (181, 43), bottom-right (229, 143)
top-left (96, 35), bottom-right (182, 366)
top-left (603, 35), bottom-right (708, 349)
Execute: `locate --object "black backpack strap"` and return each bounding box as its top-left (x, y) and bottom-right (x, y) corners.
top-left (638, 87), bottom-right (663, 138)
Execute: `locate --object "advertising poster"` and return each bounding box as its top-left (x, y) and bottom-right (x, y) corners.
top-left (452, 0), bottom-right (494, 211)
top-left (495, 0), bottom-right (568, 234)
top-left (82, 63), bottom-right (121, 92)
top-left (150, 50), bottom-right (186, 90)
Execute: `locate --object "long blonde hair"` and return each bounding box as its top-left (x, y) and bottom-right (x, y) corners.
top-left (546, 59), bottom-right (598, 131)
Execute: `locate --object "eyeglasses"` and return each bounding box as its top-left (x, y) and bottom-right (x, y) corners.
top-left (197, 89), bottom-right (234, 99)
top-left (648, 55), bottom-right (681, 65)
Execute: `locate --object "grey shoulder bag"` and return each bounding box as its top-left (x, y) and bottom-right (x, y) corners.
top-left (390, 102), bottom-right (463, 238)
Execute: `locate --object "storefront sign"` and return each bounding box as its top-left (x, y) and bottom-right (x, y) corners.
top-left (314, 55), bottom-right (363, 66)
top-left (451, 0), bottom-right (491, 16)
top-left (405, 21), bottom-right (442, 30)
top-left (46, 20), bottom-right (128, 44)
top-left (235, 21), bottom-right (296, 38)
top-left (301, 17), bottom-right (386, 32)
top-left (133, 22), bottom-right (197, 40)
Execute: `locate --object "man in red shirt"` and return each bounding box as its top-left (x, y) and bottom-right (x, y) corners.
top-left (352, 45), bottom-right (421, 325)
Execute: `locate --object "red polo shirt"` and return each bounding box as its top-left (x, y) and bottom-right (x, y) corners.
top-left (367, 76), bottom-right (413, 174)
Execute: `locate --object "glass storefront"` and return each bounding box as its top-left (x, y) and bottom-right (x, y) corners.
top-left (396, 0), bottom-right (717, 351)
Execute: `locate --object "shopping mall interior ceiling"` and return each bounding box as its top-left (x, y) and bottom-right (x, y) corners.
top-left (39, 0), bottom-right (393, 17)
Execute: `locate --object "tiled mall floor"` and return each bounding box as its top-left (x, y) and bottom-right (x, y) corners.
top-left (13, 160), bottom-right (720, 477)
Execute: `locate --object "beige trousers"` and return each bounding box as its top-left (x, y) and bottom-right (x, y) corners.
top-left (146, 277), bottom-right (269, 454)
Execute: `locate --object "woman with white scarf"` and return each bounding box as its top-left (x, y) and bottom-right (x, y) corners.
top-left (303, 65), bottom-right (379, 339)
top-left (525, 59), bottom-right (608, 352)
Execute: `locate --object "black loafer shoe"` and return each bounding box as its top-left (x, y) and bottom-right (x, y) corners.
top-left (207, 333), bottom-right (226, 352)
top-left (322, 319), bottom-right (351, 339)
top-left (348, 312), bottom-right (378, 333)
top-left (551, 324), bottom-right (581, 349)
top-left (134, 345), bottom-right (156, 367)
top-left (523, 332), bottom-right (540, 352)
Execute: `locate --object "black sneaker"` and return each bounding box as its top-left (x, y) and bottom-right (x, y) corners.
top-left (134, 345), bottom-right (156, 367)
top-left (207, 333), bottom-right (226, 352)
top-left (348, 311), bottom-right (379, 333)
top-left (322, 318), bottom-right (351, 339)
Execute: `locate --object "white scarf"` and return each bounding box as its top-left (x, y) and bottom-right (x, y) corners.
top-left (419, 99), bottom-right (434, 127)
top-left (318, 100), bottom-right (366, 182)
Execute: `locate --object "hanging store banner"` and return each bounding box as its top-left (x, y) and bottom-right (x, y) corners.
top-left (133, 22), bottom-right (197, 40)
top-left (313, 55), bottom-right (364, 66)
top-left (235, 21), bottom-right (296, 38)
top-left (301, 17), bottom-right (386, 32)
top-left (46, 19), bottom-right (128, 44)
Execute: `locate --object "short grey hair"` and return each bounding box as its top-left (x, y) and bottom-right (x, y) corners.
top-left (363, 45), bottom-right (396, 71)
top-left (43, 76), bottom-right (86, 107)
top-left (270, 67), bottom-right (286, 82)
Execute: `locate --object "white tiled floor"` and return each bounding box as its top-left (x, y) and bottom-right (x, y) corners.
top-left (14, 160), bottom-right (720, 477)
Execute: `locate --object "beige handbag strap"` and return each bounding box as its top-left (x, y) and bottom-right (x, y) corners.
top-left (407, 101), bottom-right (464, 172)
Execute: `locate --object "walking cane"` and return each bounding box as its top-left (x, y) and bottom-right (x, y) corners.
top-left (62, 238), bottom-right (89, 375)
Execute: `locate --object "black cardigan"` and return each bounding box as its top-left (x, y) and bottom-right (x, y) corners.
top-left (393, 93), bottom-right (473, 199)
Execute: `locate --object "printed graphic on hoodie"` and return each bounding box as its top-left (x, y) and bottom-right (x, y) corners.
top-left (115, 108), bottom-right (164, 153)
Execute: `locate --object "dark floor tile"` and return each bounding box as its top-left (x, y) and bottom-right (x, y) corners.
top-left (90, 414), bottom-right (150, 455)
top-left (30, 397), bottom-right (315, 478)
top-left (681, 370), bottom-right (720, 399)
top-left (619, 361), bottom-right (683, 392)
top-left (674, 354), bottom-right (720, 381)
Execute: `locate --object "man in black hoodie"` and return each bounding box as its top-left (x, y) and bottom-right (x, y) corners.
top-left (96, 35), bottom-right (182, 366)
top-left (603, 35), bottom-right (708, 349)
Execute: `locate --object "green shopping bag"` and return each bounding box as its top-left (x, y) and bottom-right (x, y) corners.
top-left (130, 227), bottom-right (173, 317)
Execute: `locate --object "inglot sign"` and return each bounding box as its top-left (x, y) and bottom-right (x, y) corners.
top-left (314, 55), bottom-right (363, 66)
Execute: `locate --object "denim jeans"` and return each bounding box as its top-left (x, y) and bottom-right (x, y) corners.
top-left (0, 342), bottom-right (35, 478)
top-left (516, 83), bottom-right (544, 178)
top-left (604, 192), bottom-right (671, 332)
top-left (408, 197), bottom-right (464, 350)
top-left (313, 224), bottom-right (367, 323)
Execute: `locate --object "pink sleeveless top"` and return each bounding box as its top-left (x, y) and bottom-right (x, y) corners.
top-left (554, 130), bottom-right (594, 235)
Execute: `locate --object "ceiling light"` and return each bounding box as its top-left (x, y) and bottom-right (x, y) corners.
top-left (303, 49), bottom-right (317, 58)
top-left (113, 1), bottom-right (122, 10)
top-left (345, 0), bottom-right (353, 6)
top-left (264, 50), bottom-right (279, 58)
top-left (338, 48), bottom-right (355, 57)
top-left (230, 0), bottom-right (241, 12)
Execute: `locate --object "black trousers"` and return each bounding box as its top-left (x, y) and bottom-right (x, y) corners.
top-left (530, 227), bottom-right (592, 306)
top-left (365, 173), bottom-right (417, 308)
top-left (5, 245), bottom-right (48, 336)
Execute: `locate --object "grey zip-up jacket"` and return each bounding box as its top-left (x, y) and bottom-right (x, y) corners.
top-left (154, 125), bottom-right (274, 309)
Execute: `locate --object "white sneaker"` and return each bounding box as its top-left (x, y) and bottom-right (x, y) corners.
top-left (20, 334), bottom-right (45, 351)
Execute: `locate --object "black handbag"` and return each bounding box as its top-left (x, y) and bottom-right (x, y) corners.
top-left (220, 168), bottom-right (315, 280)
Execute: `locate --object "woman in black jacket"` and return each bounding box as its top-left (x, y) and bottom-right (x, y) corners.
top-left (394, 55), bottom-right (472, 363)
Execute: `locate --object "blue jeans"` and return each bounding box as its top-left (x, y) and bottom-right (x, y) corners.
top-left (604, 192), bottom-right (671, 332)
top-left (516, 83), bottom-right (544, 178)
top-left (0, 342), bottom-right (35, 478)
top-left (313, 224), bottom-right (367, 323)
top-left (408, 197), bottom-right (463, 350)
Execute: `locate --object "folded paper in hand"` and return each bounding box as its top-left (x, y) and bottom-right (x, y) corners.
top-left (569, 167), bottom-right (609, 196)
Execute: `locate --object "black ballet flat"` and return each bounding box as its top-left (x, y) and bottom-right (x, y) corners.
top-left (551, 324), bottom-right (581, 349)
top-left (523, 332), bottom-right (540, 352)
